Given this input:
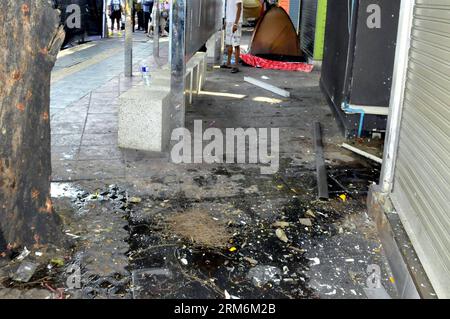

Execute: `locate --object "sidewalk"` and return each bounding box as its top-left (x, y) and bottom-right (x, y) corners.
top-left (0, 32), bottom-right (397, 300)
top-left (50, 33), bottom-right (168, 114)
top-left (50, 34), bottom-right (169, 182)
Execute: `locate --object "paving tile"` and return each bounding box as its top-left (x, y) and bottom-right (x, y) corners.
top-left (52, 122), bottom-right (84, 134)
top-left (81, 133), bottom-right (118, 146)
top-left (84, 115), bottom-right (118, 134)
top-left (52, 159), bottom-right (126, 181)
top-left (51, 145), bottom-right (80, 161)
top-left (78, 145), bottom-right (124, 160)
top-left (51, 134), bottom-right (83, 146)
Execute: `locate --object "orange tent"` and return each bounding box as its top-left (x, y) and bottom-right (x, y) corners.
top-left (249, 5), bottom-right (301, 59)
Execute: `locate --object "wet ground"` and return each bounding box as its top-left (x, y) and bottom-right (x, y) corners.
top-left (0, 31), bottom-right (395, 299)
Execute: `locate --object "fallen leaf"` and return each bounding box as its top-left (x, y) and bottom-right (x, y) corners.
top-left (299, 218), bottom-right (312, 227)
top-left (275, 229), bottom-right (289, 243)
top-left (129, 197), bottom-right (142, 204)
top-left (243, 257), bottom-right (258, 266)
top-left (272, 221), bottom-right (290, 228)
top-left (50, 258), bottom-right (65, 267)
top-left (305, 209), bottom-right (316, 218)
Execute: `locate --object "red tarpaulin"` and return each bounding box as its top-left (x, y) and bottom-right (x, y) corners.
top-left (241, 53), bottom-right (314, 72)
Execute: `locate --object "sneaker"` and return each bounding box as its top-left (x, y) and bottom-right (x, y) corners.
top-left (231, 67), bottom-right (240, 74)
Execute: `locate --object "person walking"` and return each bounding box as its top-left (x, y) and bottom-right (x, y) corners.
top-left (142, 0), bottom-right (154, 34)
top-left (109, 0), bottom-right (123, 34)
top-left (159, 0), bottom-right (170, 37)
top-left (221, 0), bottom-right (243, 74)
top-left (132, 0), bottom-right (141, 32)
top-left (137, 0), bottom-right (144, 31)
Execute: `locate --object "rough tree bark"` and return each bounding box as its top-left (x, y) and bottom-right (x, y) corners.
top-left (0, 1), bottom-right (65, 248)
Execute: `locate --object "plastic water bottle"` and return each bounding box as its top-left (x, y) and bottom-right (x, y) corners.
top-left (141, 65), bottom-right (151, 86)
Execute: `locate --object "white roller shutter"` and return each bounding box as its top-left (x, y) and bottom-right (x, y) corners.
top-left (391, 0), bottom-right (450, 298)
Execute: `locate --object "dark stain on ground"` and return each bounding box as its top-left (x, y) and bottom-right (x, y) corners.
top-left (0, 159), bottom-right (384, 299)
top-left (123, 159), bottom-right (380, 299)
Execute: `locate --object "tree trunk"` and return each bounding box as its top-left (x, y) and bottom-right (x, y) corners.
top-left (0, 1), bottom-right (65, 248)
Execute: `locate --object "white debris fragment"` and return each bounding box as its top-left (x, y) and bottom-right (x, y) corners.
top-left (16, 247), bottom-right (30, 261)
top-left (244, 76), bottom-right (290, 97)
top-left (345, 258), bottom-right (355, 263)
top-left (324, 289), bottom-right (337, 296)
top-left (308, 257), bottom-right (321, 266)
top-left (180, 258), bottom-right (188, 265)
top-left (224, 290), bottom-right (240, 299)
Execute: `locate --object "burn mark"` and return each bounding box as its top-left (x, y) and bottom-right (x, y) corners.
top-left (21, 4), bottom-right (30, 15)
top-left (41, 112), bottom-right (49, 122)
top-left (31, 189), bottom-right (40, 200)
top-left (12, 70), bottom-right (21, 81)
top-left (39, 198), bottom-right (53, 214)
top-left (26, 90), bottom-right (33, 101)
top-left (16, 103), bottom-right (25, 112)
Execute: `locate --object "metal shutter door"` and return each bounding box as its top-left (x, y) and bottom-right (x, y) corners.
top-left (391, 0), bottom-right (450, 298)
top-left (300, 0), bottom-right (318, 58)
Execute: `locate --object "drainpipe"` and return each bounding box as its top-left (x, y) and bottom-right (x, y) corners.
top-left (341, 101), bottom-right (365, 138)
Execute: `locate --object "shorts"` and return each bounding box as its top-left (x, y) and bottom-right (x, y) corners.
top-left (225, 22), bottom-right (242, 47)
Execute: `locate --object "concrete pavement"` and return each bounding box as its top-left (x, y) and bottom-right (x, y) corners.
top-left (6, 31), bottom-right (397, 300)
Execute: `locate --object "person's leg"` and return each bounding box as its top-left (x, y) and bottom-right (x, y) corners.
top-left (117, 12), bottom-right (121, 31)
top-left (137, 10), bottom-right (143, 30)
top-left (221, 23), bottom-right (233, 69)
top-left (234, 46), bottom-right (240, 67)
top-left (231, 24), bottom-right (242, 73)
top-left (144, 12), bottom-right (149, 33)
top-left (111, 12), bottom-right (115, 31)
top-left (159, 16), bottom-right (167, 35)
top-left (227, 46), bottom-right (233, 66)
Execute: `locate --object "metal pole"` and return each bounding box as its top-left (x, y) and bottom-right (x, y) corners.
top-left (125, 0), bottom-right (133, 77)
top-left (102, 0), bottom-right (108, 38)
top-left (153, 0), bottom-right (160, 59)
top-left (167, 0), bottom-right (186, 150)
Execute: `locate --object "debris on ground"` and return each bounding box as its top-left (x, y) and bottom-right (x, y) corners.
top-left (166, 209), bottom-right (233, 249)
top-left (11, 262), bottom-right (38, 283)
top-left (247, 265), bottom-right (282, 288)
top-left (244, 76), bottom-right (291, 97)
top-left (341, 143), bottom-right (383, 164)
top-left (275, 228), bottom-right (289, 243)
top-left (15, 247), bottom-right (30, 262)
top-left (299, 218), bottom-right (313, 227)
